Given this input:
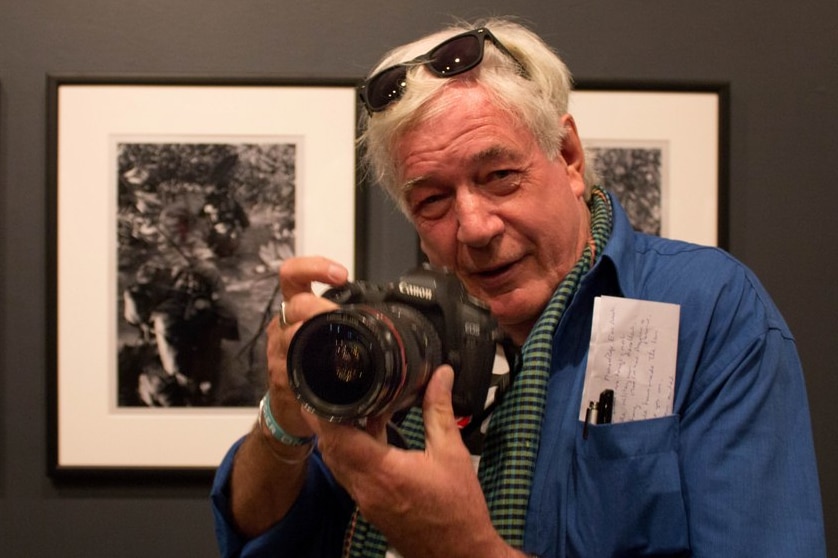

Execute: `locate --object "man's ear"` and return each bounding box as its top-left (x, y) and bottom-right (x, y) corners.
top-left (560, 114), bottom-right (587, 197)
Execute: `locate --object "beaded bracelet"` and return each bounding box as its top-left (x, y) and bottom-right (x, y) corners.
top-left (259, 391), bottom-right (316, 446)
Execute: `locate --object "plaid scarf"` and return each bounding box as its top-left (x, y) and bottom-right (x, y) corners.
top-left (344, 188), bottom-right (613, 556)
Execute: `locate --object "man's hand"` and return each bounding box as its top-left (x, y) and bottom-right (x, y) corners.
top-left (229, 256), bottom-right (348, 537)
top-left (265, 256), bottom-right (349, 440)
top-left (304, 366), bottom-right (517, 558)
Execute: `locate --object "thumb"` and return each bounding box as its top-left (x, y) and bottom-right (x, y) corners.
top-left (422, 365), bottom-right (457, 446)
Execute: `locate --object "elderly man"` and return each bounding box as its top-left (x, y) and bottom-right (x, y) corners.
top-left (211, 18), bottom-right (825, 557)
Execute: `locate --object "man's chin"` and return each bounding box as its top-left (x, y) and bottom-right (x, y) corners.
top-left (486, 286), bottom-right (550, 326)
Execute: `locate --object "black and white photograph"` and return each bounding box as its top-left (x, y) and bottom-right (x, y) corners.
top-left (588, 143), bottom-right (666, 237)
top-left (47, 79), bottom-right (358, 472)
top-left (116, 142), bottom-right (296, 409)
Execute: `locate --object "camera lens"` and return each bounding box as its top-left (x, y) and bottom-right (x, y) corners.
top-left (288, 305), bottom-right (441, 422)
top-left (296, 324), bottom-right (374, 406)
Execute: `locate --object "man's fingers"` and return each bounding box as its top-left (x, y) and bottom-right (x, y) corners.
top-left (275, 256), bottom-right (348, 330)
top-left (279, 256), bottom-right (348, 298)
top-left (422, 365), bottom-right (458, 447)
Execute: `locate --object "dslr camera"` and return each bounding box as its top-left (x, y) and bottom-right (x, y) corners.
top-left (287, 265), bottom-right (501, 423)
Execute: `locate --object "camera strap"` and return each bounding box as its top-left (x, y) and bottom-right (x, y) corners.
top-left (458, 340), bottom-right (519, 454)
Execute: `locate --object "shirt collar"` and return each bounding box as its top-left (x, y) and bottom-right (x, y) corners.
top-left (583, 192), bottom-right (638, 299)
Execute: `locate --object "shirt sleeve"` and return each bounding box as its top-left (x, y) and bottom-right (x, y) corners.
top-left (211, 437), bottom-right (354, 557)
top-left (564, 245), bottom-right (827, 557)
top-left (676, 278), bottom-right (826, 556)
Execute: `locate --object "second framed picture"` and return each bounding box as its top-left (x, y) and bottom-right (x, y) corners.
top-left (570, 81), bottom-right (729, 248)
top-left (47, 77), bottom-right (360, 476)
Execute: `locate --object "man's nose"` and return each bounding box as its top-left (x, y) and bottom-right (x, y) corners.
top-left (455, 190), bottom-right (503, 247)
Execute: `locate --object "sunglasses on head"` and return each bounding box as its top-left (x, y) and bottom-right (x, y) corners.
top-left (359, 27), bottom-right (527, 114)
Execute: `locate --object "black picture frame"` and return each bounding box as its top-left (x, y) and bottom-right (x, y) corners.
top-left (46, 76), bottom-right (362, 479)
top-left (572, 80), bottom-right (730, 249)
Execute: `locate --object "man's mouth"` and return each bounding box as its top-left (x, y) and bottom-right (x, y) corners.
top-left (471, 259), bottom-right (520, 285)
top-left (477, 261), bottom-right (514, 278)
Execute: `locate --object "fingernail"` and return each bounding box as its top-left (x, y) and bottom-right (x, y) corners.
top-left (327, 263), bottom-right (347, 283)
top-left (440, 366), bottom-right (454, 392)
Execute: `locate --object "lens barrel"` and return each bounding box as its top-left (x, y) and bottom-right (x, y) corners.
top-left (288, 304), bottom-right (442, 422)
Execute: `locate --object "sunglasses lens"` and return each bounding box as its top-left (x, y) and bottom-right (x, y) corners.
top-left (428, 34), bottom-right (482, 76)
top-left (365, 65), bottom-right (408, 111)
top-left (362, 30), bottom-right (506, 112)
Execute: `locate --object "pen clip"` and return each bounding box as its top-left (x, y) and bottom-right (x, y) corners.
top-left (597, 389), bottom-right (614, 425)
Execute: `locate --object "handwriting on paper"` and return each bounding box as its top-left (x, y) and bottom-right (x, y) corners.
top-left (579, 296), bottom-right (680, 423)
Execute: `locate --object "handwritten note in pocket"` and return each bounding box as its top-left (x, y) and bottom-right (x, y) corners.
top-left (579, 296), bottom-right (680, 424)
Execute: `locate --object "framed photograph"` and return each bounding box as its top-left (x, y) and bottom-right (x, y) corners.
top-left (570, 81), bottom-right (729, 248)
top-left (47, 77), bottom-right (361, 477)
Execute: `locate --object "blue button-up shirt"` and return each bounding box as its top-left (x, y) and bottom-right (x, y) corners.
top-left (212, 196), bottom-right (826, 557)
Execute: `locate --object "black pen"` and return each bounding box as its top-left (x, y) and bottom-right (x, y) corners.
top-left (597, 389), bottom-right (614, 425)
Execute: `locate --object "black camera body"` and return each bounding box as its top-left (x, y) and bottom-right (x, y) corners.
top-left (287, 265), bottom-right (500, 423)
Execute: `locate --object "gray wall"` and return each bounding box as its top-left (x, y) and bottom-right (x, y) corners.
top-left (1, 1), bottom-right (836, 555)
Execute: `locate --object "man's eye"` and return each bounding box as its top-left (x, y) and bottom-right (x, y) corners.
top-left (484, 169), bottom-right (520, 192)
top-left (490, 169), bottom-right (514, 179)
top-left (410, 193), bottom-right (450, 219)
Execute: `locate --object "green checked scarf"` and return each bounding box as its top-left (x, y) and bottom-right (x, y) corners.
top-left (344, 188), bottom-right (613, 556)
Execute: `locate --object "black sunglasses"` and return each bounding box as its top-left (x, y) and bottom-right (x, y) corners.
top-left (359, 28), bottom-right (527, 114)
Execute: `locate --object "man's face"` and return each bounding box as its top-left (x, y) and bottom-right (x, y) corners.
top-left (395, 84), bottom-right (589, 344)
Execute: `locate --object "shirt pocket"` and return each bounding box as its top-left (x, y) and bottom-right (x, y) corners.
top-left (568, 415), bottom-right (689, 557)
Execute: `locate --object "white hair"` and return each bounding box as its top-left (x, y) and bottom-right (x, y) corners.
top-left (358, 17), bottom-right (597, 211)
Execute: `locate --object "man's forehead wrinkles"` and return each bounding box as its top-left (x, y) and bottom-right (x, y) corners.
top-left (398, 142), bottom-right (523, 194)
